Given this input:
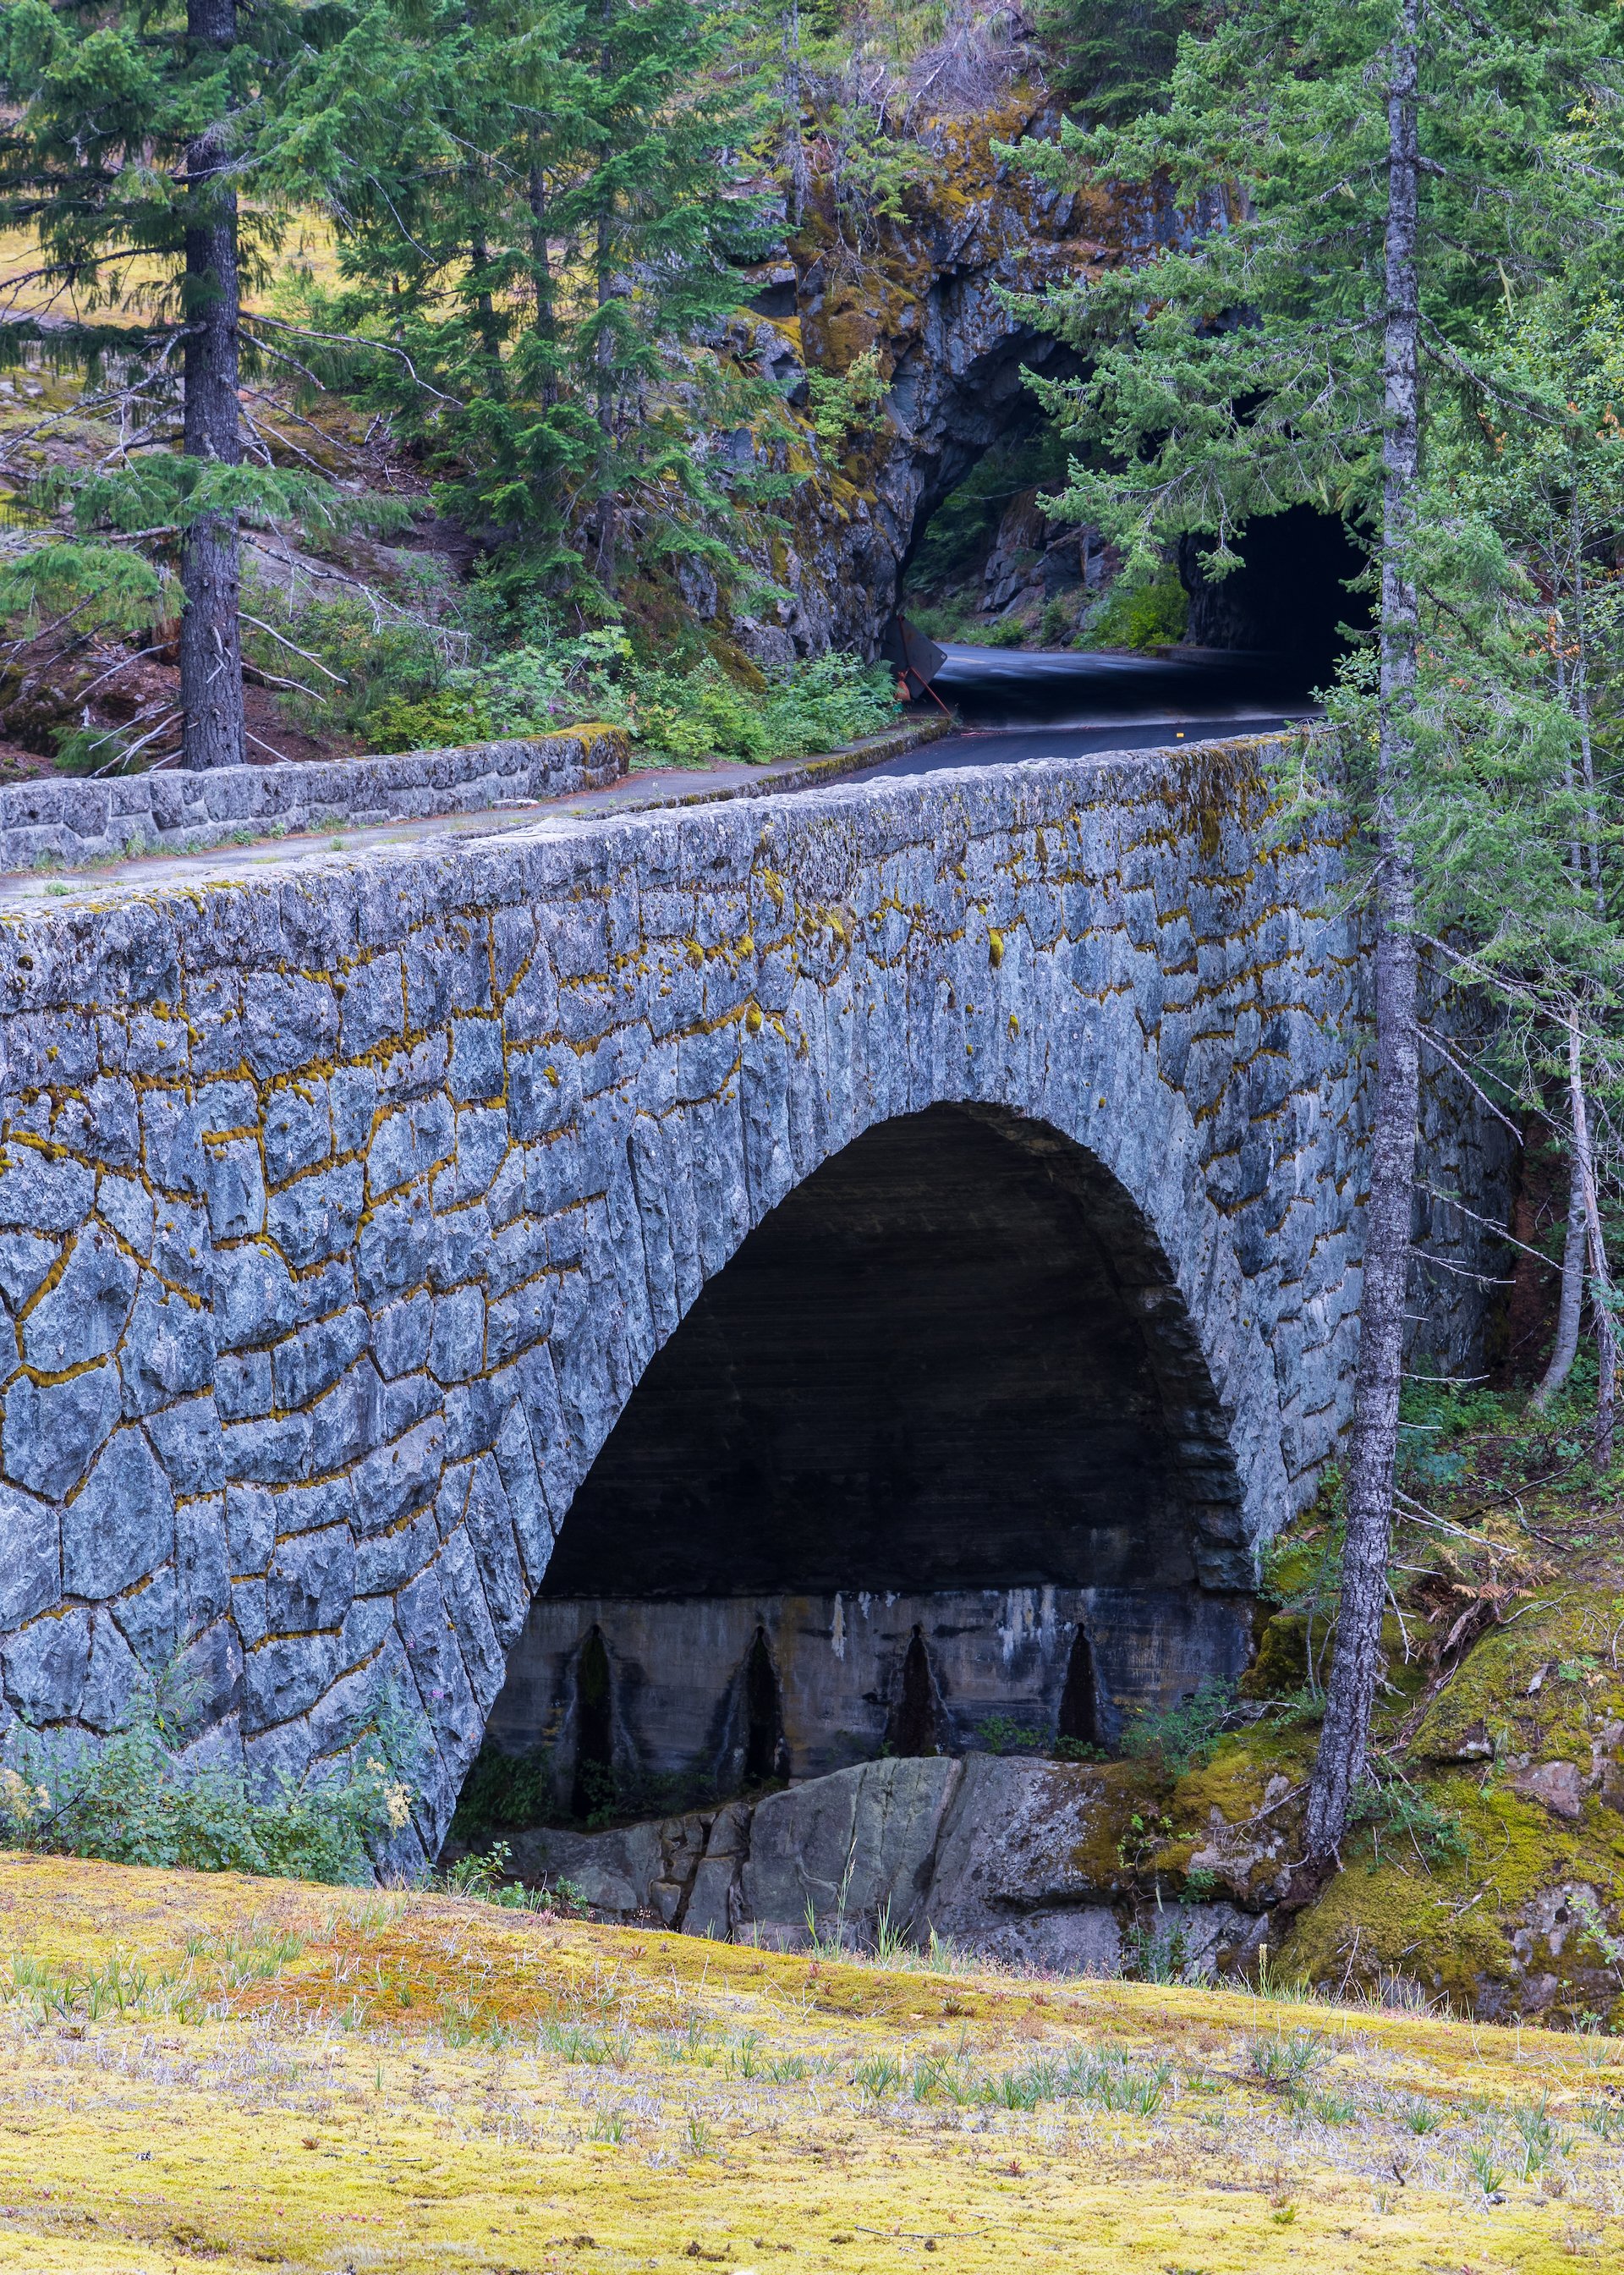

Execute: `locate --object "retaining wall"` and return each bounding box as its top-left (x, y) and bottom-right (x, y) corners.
top-left (0, 728), bottom-right (628, 872)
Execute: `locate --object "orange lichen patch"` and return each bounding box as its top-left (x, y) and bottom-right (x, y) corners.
top-left (0, 1851), bottom-right (1621, 2273)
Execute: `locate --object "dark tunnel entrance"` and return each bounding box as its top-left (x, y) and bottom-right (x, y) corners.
top-left (897, 412), bottom-right (1368, 725)
top-left (1178, 504), bottom-right (1369, 691)
top-left (473, 1104), bottom-right (1258, 1827)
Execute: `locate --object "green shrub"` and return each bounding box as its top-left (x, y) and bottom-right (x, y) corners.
top-left (634, 657), bottom-right (769, 759)
top-left (247, 592), bottom-right (448, 743)
top-left (1039, 594), bottom-right (1079, 646)
top-left (51, 721), bottom-right (134, 775)
top-left (1052, 1734), bottom-right (1106, 1761)
top-left (632, 650), bottom-right (897, 764)
top-left (1121, 1911), bottom-right (1199, 1984)
top-left (804, 346), bottom-right (888, 449)
top-left (1347, 1778), bottom-right (1469, 1866)
top-left (247, 591), bottom-right (636, 756)
top-left (1082, 560), bottom-right (1188, 651)
top-left (974, 1715), bottom-right (1044, 1755)
top-left (944, 616), bottom-right (1028, 648)
top-left (368, 625), bottom-right (634, 751)
top-left (248, 581), bottom-right (896, 767)
top-left (0, 1695), bottom-right (418, 1886)
top-left (1121, 1681), bottom-right (1235, 1776)
top-left (435, 1840), bottom-right (588, 1913)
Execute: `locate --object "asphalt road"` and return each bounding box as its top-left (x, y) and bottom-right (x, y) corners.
top-left (850, 640), bottom-right (1312, 778)
top-left (856, 712), bottom-right (1304, 778)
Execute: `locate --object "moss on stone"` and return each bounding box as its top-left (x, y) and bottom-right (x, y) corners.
top-left (1171, 1581), bottom-right (1624, 2022)
top-left (1238, 1611), bottom-right (1309, 1699)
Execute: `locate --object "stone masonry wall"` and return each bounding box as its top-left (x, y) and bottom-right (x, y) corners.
top-left (0, 735), bottom-right (1508, 1865)
top-left (0, 728), bottom-right (627, 874)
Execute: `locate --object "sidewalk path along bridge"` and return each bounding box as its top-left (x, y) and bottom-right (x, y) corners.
top-left (0, 732), bottom-right (1507, 1860)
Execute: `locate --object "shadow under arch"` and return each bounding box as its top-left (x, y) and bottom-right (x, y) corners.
top-left (478, 1103), bottom-right (1264, 1815)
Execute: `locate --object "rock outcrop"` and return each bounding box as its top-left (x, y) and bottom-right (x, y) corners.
top-left (501, 1752), bottom-right (1265, 1978)
top-left (711, 98), bottom-right (1114, 664)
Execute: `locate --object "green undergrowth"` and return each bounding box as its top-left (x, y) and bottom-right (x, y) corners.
top-left (0, 1691), bottom-right (420, 1886)
top-left (253, 589), bottom-right (897, 766)
top-left (627, 649), bottom-right (899, 762)
top-left (1152, 1380), bottom-right (1624, 2024)
top-left (1078, 558), bottom-right (1189, 650)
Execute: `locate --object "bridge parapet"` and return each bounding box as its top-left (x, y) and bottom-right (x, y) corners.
top-left (0, 736), bottom-right (1508, 1856)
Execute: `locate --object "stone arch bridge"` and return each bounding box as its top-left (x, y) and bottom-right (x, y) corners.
top-left (0, 739), bottom-right (1505, 1860)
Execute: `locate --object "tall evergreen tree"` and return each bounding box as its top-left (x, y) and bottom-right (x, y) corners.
top-left (275, 0), bottom-right (776, 613)
top-left (1036, 0), bottom-right (1197, 121)
top-left (1013, 0), bottom-right (1624, 1862)
top-left (0, 0), bottom-right (302, 766)
top-left (1401, 285), bottom-right (1624, 1448)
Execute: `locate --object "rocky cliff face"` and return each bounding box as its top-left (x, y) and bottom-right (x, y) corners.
top-left (708, 97), bottom-right (1114, 664)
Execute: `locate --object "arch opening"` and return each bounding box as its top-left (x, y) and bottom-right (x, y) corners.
top-left (886, 1628), bottom-right (946, 1761)
top-left (1056, 1626), bottom-right (1101, 1752)
top-left (569, 1627), bottom-right (615, 1824)
top-left (1178, 504), bottom-right (1369, 690)
top-left (467, 1104), bottom-right (1257, 1830)
top-left (898, 455), bottom-right (1365, 725)
top-left (743, 1629), bottom-right (785, 1786)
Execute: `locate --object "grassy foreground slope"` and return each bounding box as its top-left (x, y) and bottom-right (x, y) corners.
top-left (0, 1855), bottom-right (1620, 2272)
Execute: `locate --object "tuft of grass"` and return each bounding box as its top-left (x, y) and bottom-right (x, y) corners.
top-left (1398, 2096), bottom-right (1444, 2134)
top-left (1465, 2141), bottom-right (1507, 2197)
top-left (1062, 2048), bottom-right (1172, 2116)
top-left (985, 2058), bottom-right (1057, 2110)
top-left (853, 2053), bottom-right (903, 2099)
top-left (1246, 2030), bottom-right (1329, 2089)
top-left (1294, 2087), bottom-right (1358, 2125)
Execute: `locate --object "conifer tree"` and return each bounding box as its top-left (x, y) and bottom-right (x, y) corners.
top-left (277, 0), bottom-right (775, 613)
top-left (1401, 284), bottom-right (1624, 1451)
top-left (0, 0), bottom-right (303, 766)
top-left (1014, 0), bottom-right (1624, 1861)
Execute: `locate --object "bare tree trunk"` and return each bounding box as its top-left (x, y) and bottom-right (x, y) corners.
top-left (1563, 525), bottom-right (1618, 1459)
top-left (1533, 1155), bottom-right (1587, 1410)
top-left (527, 160), bottom-right (560, 408)
top-left (1538, 627), bottom-right (1594, 1416)
top-left (1303, 0), bottom-right (1422, 1866)
top-left (783, 0), bottom-right (809, 228)
top-left (179, 0), bottom-right (245, 771)
top-left (470, 230), bottom-right (502, 366)
top-left (593, 205), bottom-right (617, 589)
top-left (1567, 1019), bottom-right (1619, 1463)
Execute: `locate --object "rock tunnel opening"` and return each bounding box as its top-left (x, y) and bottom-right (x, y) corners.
top-left (466, 1103), bottom-right (1257, 1832)
top-left (897, 418), bottom-right (1366, 713)
top-left (1178, 504), bottom-right (1370, 690)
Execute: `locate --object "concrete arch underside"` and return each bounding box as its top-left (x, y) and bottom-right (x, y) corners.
top-left (0, 742), bottom-right (1507, 1866)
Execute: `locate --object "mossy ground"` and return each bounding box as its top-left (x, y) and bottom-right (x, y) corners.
top-left (1139, 1385), bottom-right (1624, 2025)
top-left (1, 1852), bottom-right (1622, 2272)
